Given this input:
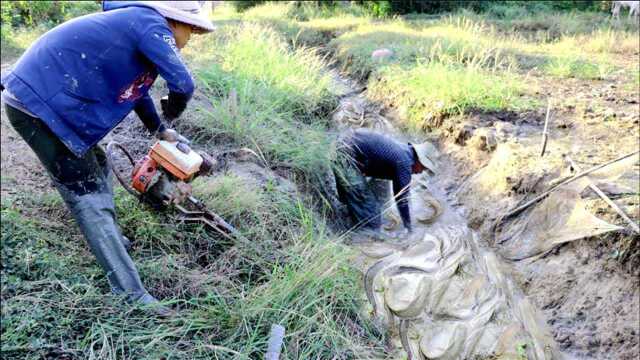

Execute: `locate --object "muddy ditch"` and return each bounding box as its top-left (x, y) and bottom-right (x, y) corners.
top-left (329, 70), bottom-right (567, 359)
top-left (110, 49), bottom-right (638, 359)
top-left (327, 57), bottom-right (639, 360)
top-left (2, 25), bottom-right (637, 358)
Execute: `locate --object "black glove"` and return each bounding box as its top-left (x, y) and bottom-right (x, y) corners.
top-left (161, 91), bottom-right (190, 121)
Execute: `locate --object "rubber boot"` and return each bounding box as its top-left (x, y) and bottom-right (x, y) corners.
top-left (5, 104), bottom-right (171, 316)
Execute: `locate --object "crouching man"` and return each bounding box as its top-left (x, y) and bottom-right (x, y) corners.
top-left (334, 129), bottom-right (438, 240)
top-left (0, 1), bottom-right (214, 315)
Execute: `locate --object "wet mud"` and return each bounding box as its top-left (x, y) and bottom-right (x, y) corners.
top-left (329, 72), bottom-right (564, 359)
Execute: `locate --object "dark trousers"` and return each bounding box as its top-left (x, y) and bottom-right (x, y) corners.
top-left (333, 152), bottom-right (390, 231)
top-left (5, 104), bottom-right (151, 302)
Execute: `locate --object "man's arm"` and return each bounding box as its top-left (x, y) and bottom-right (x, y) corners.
top-left (134, 94), bottom-right (165, 134)
top-left (138, 26), bottom-right (194, 120)
top-left (392, 162), bottom-right (413, 231)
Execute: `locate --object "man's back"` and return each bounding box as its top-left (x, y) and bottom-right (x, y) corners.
top-left (9, 7), bottom-right (163, 103)
top-left (347, 129), bottom-right (414, 180)
top-left (343, 129), bottom-right (415, 230)
top-left (2, 5), bottom-right (193, 156)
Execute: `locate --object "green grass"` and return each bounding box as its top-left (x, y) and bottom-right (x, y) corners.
top-left (369, 62), bottom-right (530, 130)
top-left (1, 16), bottom-right (384, 356)
top-left (329, 19), bottom-right (511, 80)
top-left (542, 55), bottom-right (614, 80)
top-left (0, 25), bottom-right (46, 62)
top-left (2, 3), bottom-right (638, 359)
top-left (1, 180), bottom-right (384, 358)
top-left (327, 17), bottom-right (532, 129)
top-left (209, 2), bottom-right (369, 47)
top-left (185, 24), bottom-right (339, 191)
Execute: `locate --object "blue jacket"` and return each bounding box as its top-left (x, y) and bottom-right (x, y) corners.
top-left (0, 3), bottom-right (194, 156)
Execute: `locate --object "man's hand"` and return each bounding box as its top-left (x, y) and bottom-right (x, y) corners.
top-left (161, 92), bottom-right (189, 121)
top-left (156, 128), bottom-right (191, 153)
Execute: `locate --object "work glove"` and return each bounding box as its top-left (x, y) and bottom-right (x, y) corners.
top-left (156, 128), bottom-right (191, 154)
top-left (160, 92), bottom-right (190, 121)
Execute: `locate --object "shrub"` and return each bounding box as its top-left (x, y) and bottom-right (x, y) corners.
top-left (0, 1), bottom-right (99, 28)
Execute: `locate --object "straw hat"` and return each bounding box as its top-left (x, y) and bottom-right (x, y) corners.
top-left (412, 141), bottom-right (439, 175)
top-left (110, 1), bottom-right (215, 33)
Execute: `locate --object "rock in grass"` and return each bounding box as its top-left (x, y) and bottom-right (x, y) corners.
top-left (371, 48), bottom-right (394, 61)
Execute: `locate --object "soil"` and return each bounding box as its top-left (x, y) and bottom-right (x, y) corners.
top-left (421, 65), bottom-right (640, 359)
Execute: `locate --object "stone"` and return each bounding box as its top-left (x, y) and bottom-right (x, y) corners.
top-left (371, 48), bottom-right (394, 61)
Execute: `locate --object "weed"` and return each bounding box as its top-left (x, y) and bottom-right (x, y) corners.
top-left (542, 56), bottom-right (614, 80)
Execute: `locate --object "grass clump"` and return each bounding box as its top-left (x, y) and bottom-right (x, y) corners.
top-left (542, 55), bottom-right (614, 80)
top-left (369, 62), bottom-right (529, 130)
top-left (189, 24), bottom-right (338, 188)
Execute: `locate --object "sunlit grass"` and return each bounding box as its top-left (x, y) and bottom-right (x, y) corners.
top-left (554, 28), bottom-right (640, 55)
top-left (542, 55), bottom-right (614, 80)
top-left (189, 24), bottom-right (337, 187)
top-left (329, 19), bottom-right (516, 79)
top-left (368, 62), bottom-right (531, 130)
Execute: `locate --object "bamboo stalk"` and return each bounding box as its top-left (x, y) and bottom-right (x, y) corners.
top-left (500, 150), bottom-right (640, 221)
top-left (540, 99), bottom-right (551, 157)
top-left (566, 156), bottom-right (639, 234)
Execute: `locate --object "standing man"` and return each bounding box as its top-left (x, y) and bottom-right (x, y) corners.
top-left (1, 1), bottom-right (214, 315)
top-left (334, 129), bottom-right (438, 239)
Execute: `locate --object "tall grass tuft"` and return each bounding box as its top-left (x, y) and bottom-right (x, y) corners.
top-left (190, 24), bottom-right (338, 189)
top-left (369, 62), bottom-right (530, 130)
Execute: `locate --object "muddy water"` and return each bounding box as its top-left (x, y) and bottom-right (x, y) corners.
top-left (329, 71), bottom-right (563, 359)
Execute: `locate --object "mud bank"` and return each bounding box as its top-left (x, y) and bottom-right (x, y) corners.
top-left (418, 80), bottom-right (640, 359)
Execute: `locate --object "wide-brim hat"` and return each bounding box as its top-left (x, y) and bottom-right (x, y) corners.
top-left (412, 141), bottom-right (439, 175)
top-left (138, 1), bottom-right (215, 33)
